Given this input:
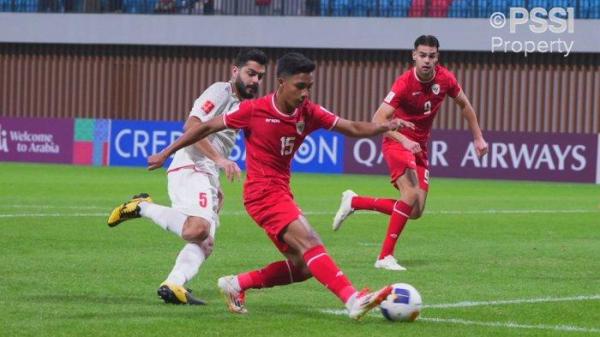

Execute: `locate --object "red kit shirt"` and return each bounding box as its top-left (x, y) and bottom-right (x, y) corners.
top-left (223, 93), bottom-right (339, 189)
top-left (383, 65), bottom-right (462, 148)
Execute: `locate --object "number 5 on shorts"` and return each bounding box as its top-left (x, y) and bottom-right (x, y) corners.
top-left (198, 192), bottom-right (208, 208)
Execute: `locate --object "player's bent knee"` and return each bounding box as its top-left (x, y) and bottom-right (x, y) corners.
top-left (199, 236), bottom-right (214, 257)
top-left (410, 208), bottom-right (424, 219)
top-left (182, 217), bottom-right (211, 243)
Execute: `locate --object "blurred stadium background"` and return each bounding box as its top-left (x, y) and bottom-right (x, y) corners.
top-left (1, 0), bottom-right (598, 182)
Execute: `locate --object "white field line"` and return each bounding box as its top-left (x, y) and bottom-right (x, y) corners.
top-left (420, 317), bottom-right (600, 333)
top-left (424, 295), bottom-right (600, 309)
top-left (321, 295), bottom-right (600, 315)
top-left (0, 213), bottom-right (107, 218)
top-left (320, 294), bottom-right (600, 333)
top-left (320, 311), bottom-right (600, 333)
top-left (0, 208), bottom-right (598, 218)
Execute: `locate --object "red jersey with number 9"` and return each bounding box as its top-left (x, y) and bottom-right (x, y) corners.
top-left (223, 93), bottom-right (339, 189)
top-left (383, 65), bottom-right (462, 149)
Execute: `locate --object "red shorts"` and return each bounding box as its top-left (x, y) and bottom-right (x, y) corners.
top-left (382, 141), bottom-right (430, 191)
top-left (243, 180), bottom-right (302, 253)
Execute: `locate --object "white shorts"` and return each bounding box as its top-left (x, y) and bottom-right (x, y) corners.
top-left (167, 167), bottom-right (220, 237)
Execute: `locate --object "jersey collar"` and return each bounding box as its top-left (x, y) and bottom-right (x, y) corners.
top-left (271, 93), bottom-right (298, 118)
top-left (413, 67), bottom-right (436, 84)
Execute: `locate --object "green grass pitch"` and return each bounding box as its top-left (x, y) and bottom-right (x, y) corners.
top-left (1, 162), bottom-right (599, 337)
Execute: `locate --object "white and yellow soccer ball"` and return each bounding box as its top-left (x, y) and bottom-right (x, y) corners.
top-left (380, 283), bottom-right (422, 322)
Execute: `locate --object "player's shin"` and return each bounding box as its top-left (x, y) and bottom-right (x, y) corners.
top-left (303, 245), bottom-right (356, 303)
top-left (378, 201), bottom-right (412, 259)
top-left (165, 243), bottom-right (206, 286)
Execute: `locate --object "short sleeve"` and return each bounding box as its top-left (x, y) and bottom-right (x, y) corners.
top-left (189, 83), bottom-right (230, 122)
top-left (311, 104), bottom-right (339, 131)
top-left (223, 100), bottom-right (252, 130)
top-left (446, 71), bottom-right (462, 98)
top-left (383, 76), bottom-right (405, 108)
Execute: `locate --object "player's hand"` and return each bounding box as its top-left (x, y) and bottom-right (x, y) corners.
top-left (147, 152), bottom-right (168, 171)
top-left (400, 138), bottom-right (422, 154)
top-left (215, 157), bottom-right (242, 182)
top-left (474, 137), bottom-right (489, 157)
top-left (388, 118), bottom-right (415, 131)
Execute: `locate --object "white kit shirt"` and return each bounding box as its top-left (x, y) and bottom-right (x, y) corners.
top-left (168, 82), bottom-right (240, 180)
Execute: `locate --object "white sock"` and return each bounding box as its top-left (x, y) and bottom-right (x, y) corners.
top-left (139, 202), bottom-right (186, 237)
top-left (165, 243), bottom-right (206, 286)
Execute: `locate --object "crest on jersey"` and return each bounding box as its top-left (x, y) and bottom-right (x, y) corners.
top-left (432, 84), bottom-right (440, 95)
top-left (296, 121), bottom-right (305, 135)
top-left (202, 100), bottom-right (215, 114)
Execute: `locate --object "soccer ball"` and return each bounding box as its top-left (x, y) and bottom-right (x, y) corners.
top-left (380, 283), bottom-right (422, 322)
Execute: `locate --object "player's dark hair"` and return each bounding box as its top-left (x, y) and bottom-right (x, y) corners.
top-left (234, 48), bottom-right (268, 67)
top-left (276, 52), bottom-right (316, 78)
top-left (414, 35), bottom-right (440, 50)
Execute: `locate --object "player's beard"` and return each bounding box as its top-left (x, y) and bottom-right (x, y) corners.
top-left (234, 77), bottom-right (258, 99)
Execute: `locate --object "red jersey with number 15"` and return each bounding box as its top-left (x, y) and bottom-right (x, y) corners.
top-left (383, 65), bottom-right (462, 148)
top-left (223, 93), bottom-right (339, 188)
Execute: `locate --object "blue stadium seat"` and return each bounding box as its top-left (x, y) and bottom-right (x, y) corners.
top-left (12, 0), bottom-right (38, 11)
top-left (590, 0), bottom-right (600, 19)
top-left (448, 0), bottom-right (471, 17)
top-left (123, 0), bottom-right (158, 13)
top-left (0, 0), bottom-right (10, 12)
top-left (320, 0), bottom-right (350, 16)
top-left (508, 0), bottom-right (525, 8)
top-left (474, 0), bottom-right (490, 17)
top-left (351, 0), bottom-right (374, 16)
top-left (385, 0), bottom-right (411, 17)
top-left (527, 0), bottom-right (548, 10)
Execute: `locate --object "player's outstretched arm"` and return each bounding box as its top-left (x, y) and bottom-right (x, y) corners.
top-left (185, 118), bottom-right (241, 182)
top-left (147, 116), bottom-right (227, 170)
top-left (453, 91), bottom-right (488, 157)
top-left (333, 117), bottom-right (412, 138)
top-left (372, 102), bottom-right (422, 154)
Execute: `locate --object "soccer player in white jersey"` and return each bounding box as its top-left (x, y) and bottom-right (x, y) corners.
top-left (107, 49), bottom-right (268, 304)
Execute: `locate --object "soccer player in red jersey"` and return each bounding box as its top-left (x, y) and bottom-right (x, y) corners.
top-left (147, 52), bottom-right (413, 319)
top-left (332, 35), bottom-right (489, 271)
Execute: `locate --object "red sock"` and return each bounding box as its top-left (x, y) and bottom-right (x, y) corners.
top-left (378, 201), bottom-right (412, 260)
top-left (237, 260), bottom-right (310, 291)
top-left (303, 245), bottom-right (356, 303)
top-left (351, 196), bottom-right (395, 215)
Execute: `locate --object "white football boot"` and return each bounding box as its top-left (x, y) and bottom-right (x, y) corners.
top-left (332, 190), bottom-right (357, 231)
top-left (217, 275), bottom-right (247, 314)
top-left (346, 285), bottom-right (393, 320)
top-left (374, 255), bottom-right (407, 271)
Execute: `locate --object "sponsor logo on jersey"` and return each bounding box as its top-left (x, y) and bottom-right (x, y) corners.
top-left (412, 91), bottom-right (422, 96)
top-left (296, 120), bottom-right (305, 135)
top-left (432, 84), bottom-right (440, 95)
top-left (384, 91), bottom-right (396, 103)
top-left (265, 118), bottom-right (280, 124)
top-left (202, 100), bottom-right (215, 114)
